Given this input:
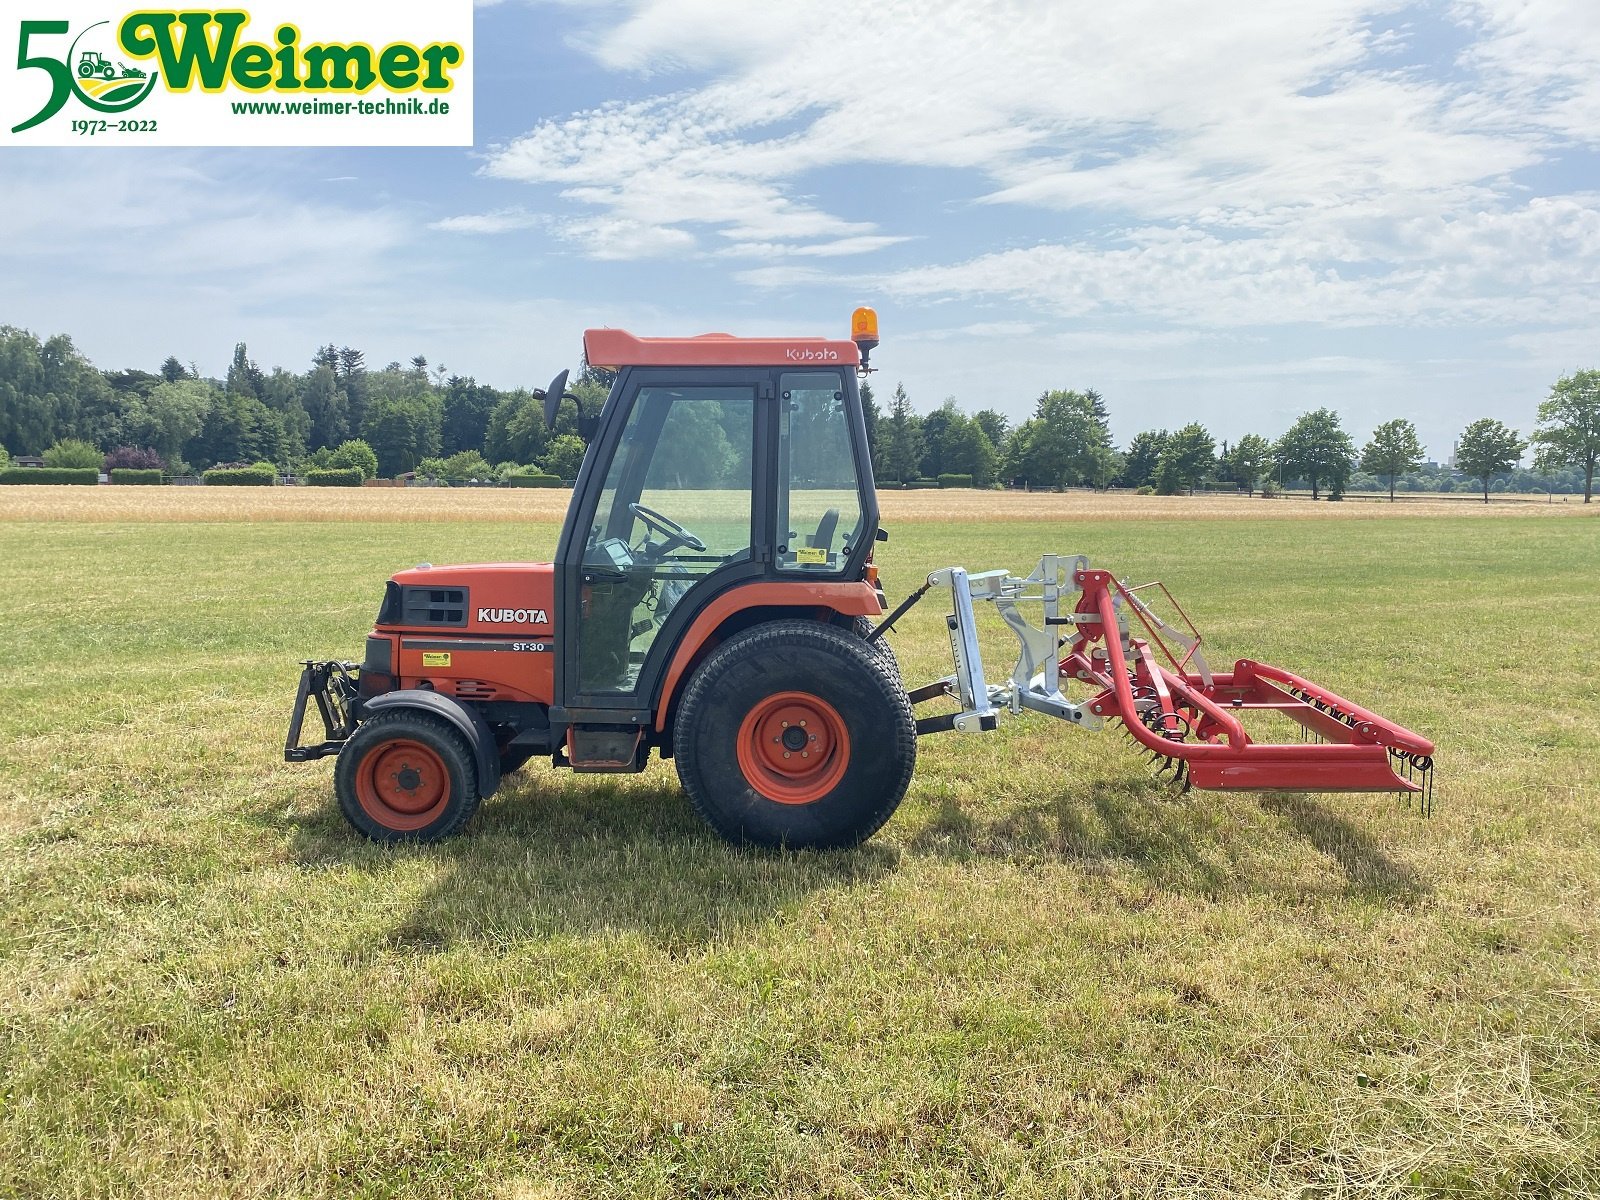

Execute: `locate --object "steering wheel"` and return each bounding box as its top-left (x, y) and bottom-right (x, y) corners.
top-left (628, 502), bottom-right (707, 553)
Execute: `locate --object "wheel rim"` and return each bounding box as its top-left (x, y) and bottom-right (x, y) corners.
top-left (356, 738), bottom-right (451, 831)
top-left (736, 691), bottom-right (850, 805)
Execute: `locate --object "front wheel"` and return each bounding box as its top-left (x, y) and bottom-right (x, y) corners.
top-left (673, 621), bottom-right (916, 849)
top-left (334, 711), bottom-right (481, 843)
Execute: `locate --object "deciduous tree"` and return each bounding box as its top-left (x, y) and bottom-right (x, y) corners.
top-left (1531, 369), bottom-right (1600, 503)
top-left (1273, 409), bottom-right (1355, 500)
top-left (1222, 434), bottom-right (1272, 496)
top-left (1360, 419), bottom-right (1424, 501)
top-left (1455, 418), bottom-right (1525, 503)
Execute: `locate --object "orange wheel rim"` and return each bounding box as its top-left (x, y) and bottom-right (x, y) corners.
top-left (356, 739), bottom-right (450, 831)
top-left (735, 691), bottom-right (850, 805)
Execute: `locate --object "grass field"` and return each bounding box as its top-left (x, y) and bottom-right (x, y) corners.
top-left (1, 489), bottom-right (1597, 1198)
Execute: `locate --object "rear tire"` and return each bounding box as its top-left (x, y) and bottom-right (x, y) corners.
top-left (673, 620), bottom-right (916, 850)
top-left (335, 711), bottom-right (481, 843)
top-left (851, 615), bottom-right (900, 683)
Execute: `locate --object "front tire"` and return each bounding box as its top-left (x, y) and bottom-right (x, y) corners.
top-left (334, 711), bottom-right (481, 843)
top-left (673, 621), bottom-right (916, 850)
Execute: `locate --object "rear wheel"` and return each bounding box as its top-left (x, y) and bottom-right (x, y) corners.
top-left (334, 711), bottom-right (481, 843)
top-left (673, 620), bottom-right (916, 849)
top-left (851, 615), bottom-right (900, 683)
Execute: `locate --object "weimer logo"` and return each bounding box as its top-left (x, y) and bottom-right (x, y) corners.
top-left (11, 19), bottom-right (161, 131)
top-left (4, 3), bottom-right (473, 147)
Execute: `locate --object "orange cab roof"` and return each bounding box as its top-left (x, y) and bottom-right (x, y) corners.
top-left (583, 328), bottom-right (861, 370)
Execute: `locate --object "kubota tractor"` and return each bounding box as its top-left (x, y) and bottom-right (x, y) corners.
top-left (287, 310), bottom-right (1434, 849)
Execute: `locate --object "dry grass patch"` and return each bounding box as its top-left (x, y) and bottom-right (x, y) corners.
top-left (3, 484), bottom-right (1594, 524)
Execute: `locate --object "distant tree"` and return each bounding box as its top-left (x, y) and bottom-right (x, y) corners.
top-left (879, 383), bottom-right (924, 483)
top-left (440, 375), bottom-right (499, 457)
top-left (159, 355), bottom-right (189, 383)
top-left (1083, 388), bottom-right (1111, 445)
top-left (226, 342), bottom-right (264, 400)
top-left (1274, 408), bottom-right (1355, 500)
top-left (1121, 430), bottom-right (1168, 489)
top-left (918, 398), bottom-right (959, 478)
top-left (104, 368), bottom-right (160, 398)
top-left (1221, 433), bottom-right (1273, 496)
top-left (973, 408), bottom-right (1009, 452)
top-left (0, 327), bottom-right (113, 454)
top-left (419, 449), bottom-right (495, 483)
top-left (916, 398), bottom-right (997, 484)
top-left (128, 379), bottom-right (212, 466)
top-left (301, 365), bottom-right (349, 450)
top-left (360, 370), bottom-right (442, 476)
top-left (337, 346), bottom-right (368, 428)
top-left (1005, 391), bottom-right (1111, 488)
top-left (1531, 369), bottom-right (1600, 503)
top-left (1455, 418), bottom-right (1526, 503)
top-left (541, 433), bottom-right (588, 480)
top-left (43, 438), bottom-right (103, 469)
top-left (1154, 422), bottom-right (1216, 494)
top-left (328, 438), bottom-right (379, 481)
top-left (1086, 446), bottom-right (1124, 490)
top-left (1360, 419), bottom-right (1425, 501)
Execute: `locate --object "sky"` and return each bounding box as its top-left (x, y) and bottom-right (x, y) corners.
top-left (2, 0), bottom-right (1597, 460)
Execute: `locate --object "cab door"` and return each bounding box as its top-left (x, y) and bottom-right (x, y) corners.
top-left (554, 370), bottom-right (771, 716)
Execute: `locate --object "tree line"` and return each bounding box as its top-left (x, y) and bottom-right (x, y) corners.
top-left (0, 327), bottom-right (608, 483)
top-left (860, 375), bottom-right (1597, 503)
top-left (1, 325), bottom-right (1595, 502)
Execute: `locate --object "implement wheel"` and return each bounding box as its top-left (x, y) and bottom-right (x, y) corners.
top-left (673, 620), bottom-right (916, 849)
top-left (334, 711), bottom-right (481, 843)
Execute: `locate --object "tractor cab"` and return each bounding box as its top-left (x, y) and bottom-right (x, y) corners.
top-left (552, 327), bottom-right (879, 712)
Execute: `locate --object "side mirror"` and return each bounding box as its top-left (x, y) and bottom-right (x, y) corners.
top-left (541, 369), bottom-right (570, 430)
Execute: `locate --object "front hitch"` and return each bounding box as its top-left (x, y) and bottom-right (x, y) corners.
top-left (284, 660), bottom-right (359, 762)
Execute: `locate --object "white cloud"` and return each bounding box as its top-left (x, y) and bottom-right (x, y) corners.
top-left (478, 0), bottom-right (1600, 342)
top-left (719, 235), bottom-right (913, 258)
top-left (431, 207), bottom-right (543, 234)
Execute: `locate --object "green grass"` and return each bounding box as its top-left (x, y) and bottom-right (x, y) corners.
top-left (2, 506), bottom-right (1598, 1198)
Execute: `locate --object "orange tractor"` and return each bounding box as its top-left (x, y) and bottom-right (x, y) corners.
top-left (287, 311), bottom-right (1434, 848)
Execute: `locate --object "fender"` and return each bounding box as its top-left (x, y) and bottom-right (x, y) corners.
top-left (362, 690), bottom-right (503, 797)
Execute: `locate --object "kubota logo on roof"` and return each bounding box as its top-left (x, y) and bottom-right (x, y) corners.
top-left (785, 347), bottom-right (840, 362)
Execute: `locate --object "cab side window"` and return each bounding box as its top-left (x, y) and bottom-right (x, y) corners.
top-left (776, 372), bottom-right (863, 574)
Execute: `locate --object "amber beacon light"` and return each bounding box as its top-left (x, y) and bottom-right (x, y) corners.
top-left (851, 306), bottom-right (879, 372)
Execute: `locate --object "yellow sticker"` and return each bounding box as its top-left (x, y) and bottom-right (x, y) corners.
top-left (796, 547), bottom-right (828, 565)
top-left (421, 651), bottom-right (452, 668)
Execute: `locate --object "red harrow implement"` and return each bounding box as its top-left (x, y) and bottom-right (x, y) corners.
top-left (885, 554), bottom-right (1435, 809)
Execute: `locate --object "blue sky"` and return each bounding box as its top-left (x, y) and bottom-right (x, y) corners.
top-left (2, 0), bottom-right (1597, 459)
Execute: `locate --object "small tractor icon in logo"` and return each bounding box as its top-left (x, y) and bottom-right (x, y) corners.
top-left (77, 51), bottom-right (146, 81)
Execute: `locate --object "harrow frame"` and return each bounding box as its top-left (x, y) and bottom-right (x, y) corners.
top-left (903, 555), bottom-right (1435, 808)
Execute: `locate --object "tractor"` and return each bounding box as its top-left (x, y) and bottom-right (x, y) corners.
top-left (77, 51), bottom-right (117, 80)
top-left (287, 310), bottom-right (1434, 849)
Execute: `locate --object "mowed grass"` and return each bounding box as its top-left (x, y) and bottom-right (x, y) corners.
top-left (1, 490), bottom-right (1597, 1199)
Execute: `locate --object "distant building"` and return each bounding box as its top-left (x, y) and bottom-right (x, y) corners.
top-left (13, 456), bottom-right (44, 468)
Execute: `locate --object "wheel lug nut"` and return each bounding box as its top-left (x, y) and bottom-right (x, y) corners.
top-left (783, 752), bottom-right (791, 759)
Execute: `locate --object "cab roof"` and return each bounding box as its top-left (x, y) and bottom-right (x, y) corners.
top-left (583, 328), bottom-right (861, 370)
